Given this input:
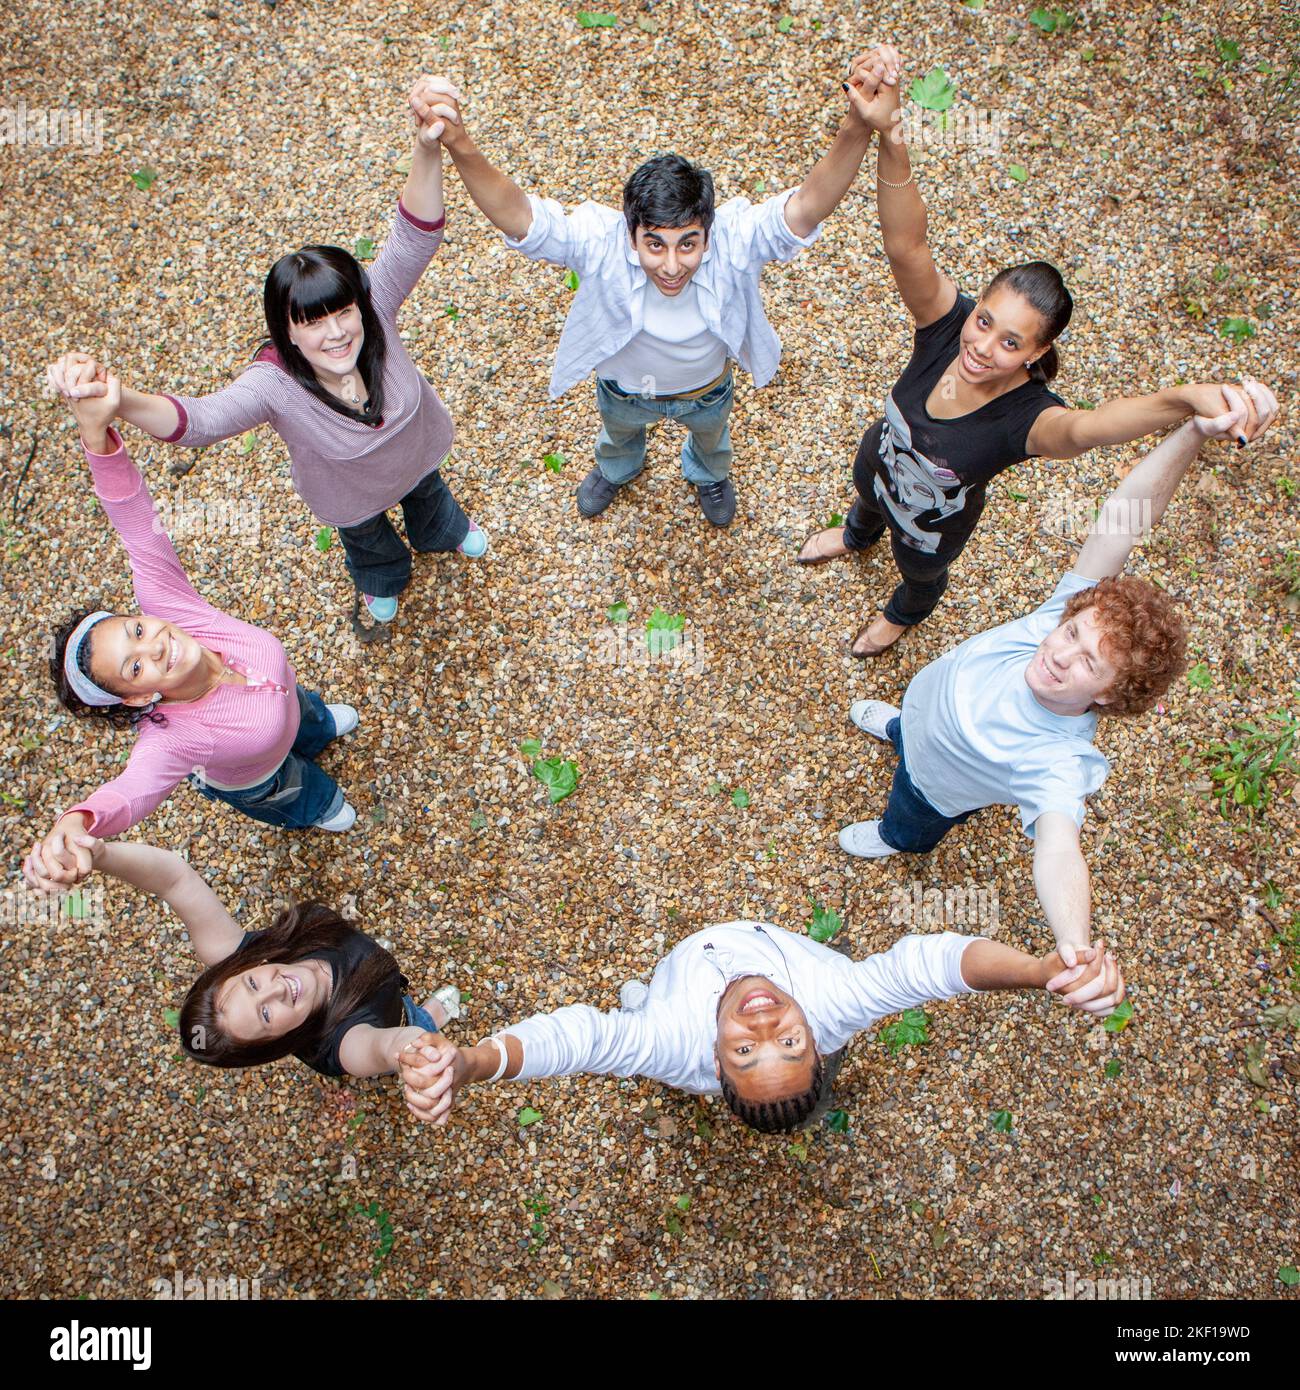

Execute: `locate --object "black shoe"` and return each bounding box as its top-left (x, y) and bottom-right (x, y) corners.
top-left (577, 467), bottom-right (623, 518)
top-left (696, 478), bottom-right (736, 527)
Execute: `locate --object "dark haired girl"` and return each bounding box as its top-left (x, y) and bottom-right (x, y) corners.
top-left (30, 366), bottom-right (361, 892)
top-left (797, 45), bottom-right (1252, 657)
top-left (48, 78), bottom-right (485, 638)
top-left (22, 836), bottom-right (457, 1077)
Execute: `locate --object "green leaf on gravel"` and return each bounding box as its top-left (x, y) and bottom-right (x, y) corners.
top-left (1187, 661), bottom-right (1212, 690)
top-left (1279, 1265), bottom-right (1299, 1286)
top-left (469, 810), bottom-right (487, 831)
top-left (577, 11), bottom-right (618, 26)
top-left (542, 451), bottom-right (566, 474)
top-left (534, 757), bottom-right (579, 803)
top-left (991, 1109), bottom-right (1013, 1133)
top-left (607, 600), bottom-right (629, 623)
top-left (880, 1007), bottom-right (931, 1055)
top-left (238, 431), bottom-right (256, 455)
top-left (518, 1106), bottom-right (542, 1126)
top-left (314, 526), bottom-right (332, 553)
top-left (962, 0), bottom-right (986, 9)
top-left (730, 787), bottom-right (750, 809)
top-left (1220, 316), bottom-right (1255, 343)
top-left (776, 15), bottom-right (794, 32)
top-left (164, 1008), bottom-right (180, 1029)
top-left (787, 1138), bottom-right (809, 1161)
top-left (1104, 1059), bottom-right (1122, 1079)
top-left (354, 237), bottom-right (376, 260)
top-left (1008, 163), bottom-right (1029, 183)
top-left (563, 269), bottom-right (580, 291)
top-left (131, 167), bottom-right (158, 191)
top-left (646, 606), bottom-right (685, 655)
top-left (909, 66), bottom-right (955, 113)
top-left (806, 902), bottom-right (842, 943)
top-left (707, 779), bottom-right (724, 796)
top-left (674, 1194), bottom-right (691, 1211)
top-left (1103, 999), bottom-right (1134, 1033)
top-left (825, 1109), bottom-right (850, 1133)
top-left (520, 738), bottom-right (543, 759)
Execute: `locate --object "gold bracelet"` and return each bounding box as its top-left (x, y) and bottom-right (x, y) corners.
top-left (877, 165), bottom-right (915, 189)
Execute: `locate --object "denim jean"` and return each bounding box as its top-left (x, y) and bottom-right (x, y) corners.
top-left (401, 996), bottom-right (442, 1033)
top-left (190, 686), bottom-right (345, 830)
top-left (878, 716), bottom-right (977, 853)
top-left (594, 372), bottom-right (734, 485)
top-left (337, 467), bottom-right (470, 599)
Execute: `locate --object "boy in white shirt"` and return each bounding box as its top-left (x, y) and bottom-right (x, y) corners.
top-left (413, 65), bottom-right (883, 526)
top-left (839, 379), bottom-right (1277, 973)
top-left (398, 919), bottom-right (1124, 1135)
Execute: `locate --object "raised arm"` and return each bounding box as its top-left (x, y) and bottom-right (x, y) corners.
top-left (1073, 379), bottom-right (1277, 581)
top-left (1031, 812), bottom-right (1092, 964)
top-left (414, 79), bottom-right (533, 241)
top-left (839, 45), bottom-right (956, 327)
top-left (960, 936), bottom-right (1125, 1015)
top-left (336, 1021), bottom-right (449, 1079)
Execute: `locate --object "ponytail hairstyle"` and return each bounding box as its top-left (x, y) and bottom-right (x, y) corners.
top-left (178, 902), bottom-right (403, 1069)
top-left (50, 607), bottom-right (166, 731)
top-left (262, 246), bottom-right (387, 425)
top-left (984, 260), bottom-right (1073, 382)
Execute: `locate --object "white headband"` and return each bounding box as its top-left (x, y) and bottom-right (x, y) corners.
top-left (63, 611), bottom-right (120, 707)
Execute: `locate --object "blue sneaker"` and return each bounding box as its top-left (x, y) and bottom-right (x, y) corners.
top-left (458, 521), bottom-right (488, 558)
top-left (363, 593), bottom-right (398, 623)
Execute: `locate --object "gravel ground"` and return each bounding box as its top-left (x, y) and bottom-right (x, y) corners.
top-left (1, 0), bottom-right (1297, 1300)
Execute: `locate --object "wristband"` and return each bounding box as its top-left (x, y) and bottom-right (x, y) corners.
top-left (482, 1036), bottom-right (509, 1083)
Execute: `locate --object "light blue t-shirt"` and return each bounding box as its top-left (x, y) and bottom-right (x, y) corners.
top-left (900, 573), bottom-right (1111, 836)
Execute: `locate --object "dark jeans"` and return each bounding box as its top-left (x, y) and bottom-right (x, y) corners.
top-left (879, 716), bottom-right (977, 853)
top-left (337, 468), bottom-right (469, 599)
top-left (190, 686), bottom-right (345, 830)
top-left (843, 433), bottom-right (971, 627)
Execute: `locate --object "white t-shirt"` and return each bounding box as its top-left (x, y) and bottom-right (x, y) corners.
top-left (594, 279), bottom-right (729, 395)
top-left (900, 573), bottom-right (1111, 836)
top-left (502, 922), bottom-right (976, 1093)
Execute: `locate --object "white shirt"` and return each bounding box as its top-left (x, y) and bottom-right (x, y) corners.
top-left (503, 187), bottom-right (822, 398)
top-left (901, 573), bottom-right (1111, 835)
top-left (594, 279), bottom-right (728, 395)
top-left (500, 922), bottom-right (976, 1093)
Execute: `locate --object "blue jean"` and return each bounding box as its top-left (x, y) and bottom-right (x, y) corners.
top-left (878, 717), bottom-right (977, 853)
top-left (190, 686), bottom-right (345, 830)
top-left (401, 996), bottom-right (442, 1033)
top-left (594, 373), bottom-right (734, 485)
top-left (337, 467), bottom-right (470, 599)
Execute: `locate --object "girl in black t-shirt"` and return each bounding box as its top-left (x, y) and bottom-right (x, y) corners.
top-left (24, 834), bottom-right (458, 1080)
top-left (798, 44), bottom-right (1252, 658)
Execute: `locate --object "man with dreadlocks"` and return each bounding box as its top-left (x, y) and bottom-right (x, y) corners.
top-left (396, 921), bottom-right (1122, 1135)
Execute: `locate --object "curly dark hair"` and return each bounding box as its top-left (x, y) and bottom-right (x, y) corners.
top-left (1062, 576), bottom-right (1187, 716)
top-left (718, 1052), bottom-right (828, 1134)
top-left (50, 608), bottom-right (166, 731)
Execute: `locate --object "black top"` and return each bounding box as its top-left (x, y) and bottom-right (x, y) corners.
top-left (860, 291), bottom-right (1066, 557)
top-left (237, 927), bottom-right (407, 1077)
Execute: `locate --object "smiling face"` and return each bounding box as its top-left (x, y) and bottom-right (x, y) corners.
top-left (288, 303), bottom-right (365, 379)
top-left (85, 615), bottom-right (207, 706)
top-left (216, 958), bottom-right (332, 1044)
top-left (1025, 604), bottom-right (1119, 715)
top-left (713, 975), bottom-right (818, 1103)
top-left (957, 285), bottom-right (1050, 386)
top-left (631, 222), bottom-right (708, 296)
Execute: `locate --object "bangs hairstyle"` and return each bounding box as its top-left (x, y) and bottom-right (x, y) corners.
top-left (623, 154), bottom-right (716, 240)
top-left (50, 607), bottom-right (166, 731)
top-left (263, 245), bottom-right (387, 425)
top-left (178, 902), bottom-right (402, 1069)
top-left (1062, 576), bottom-right (1187, 716)
top-left (984, 260), bottom-right (1073, 382)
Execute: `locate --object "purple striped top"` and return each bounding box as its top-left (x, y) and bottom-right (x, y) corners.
top-left (154, 202), bottom-right (455, 528)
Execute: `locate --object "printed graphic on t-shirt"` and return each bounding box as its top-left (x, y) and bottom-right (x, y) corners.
top-left (873, 392), bottom-right (971, 554)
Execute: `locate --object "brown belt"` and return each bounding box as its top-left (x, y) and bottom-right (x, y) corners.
top-left (611, 362), bottom-right (733, 402)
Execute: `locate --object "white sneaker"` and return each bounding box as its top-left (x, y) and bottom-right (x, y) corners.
top-left (619, 980), bottom-right (649, 1011)
top-left (432, 985), bottom-right (462, 1023)
top-left (327, 703), bottom-right (359, 737)
top-left (838, 819), bottom-right (899, 859)
top-left (315, 801), bottom-right (357, 832)
top-left (849, 699), bottom-right (900, 741)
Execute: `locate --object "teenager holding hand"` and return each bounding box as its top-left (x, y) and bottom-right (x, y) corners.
top-left (23, 836), bottom-right (459, 1078)
top-left (396, 920), bottom-right (1123, 1136)
top-left (48, 78), bottom-right (485, 639)
top-left (798, 45), bottom-right (1267, 657)
top-left (415, 63), bottom-right (881, 526)
top-left (32, 360), bottom-right (362, 891)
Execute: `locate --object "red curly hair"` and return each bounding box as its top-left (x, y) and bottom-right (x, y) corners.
top-left (1061, 577), bottom-right (1187, 716)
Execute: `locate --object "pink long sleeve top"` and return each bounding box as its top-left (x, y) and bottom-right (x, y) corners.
top-left (152, 202), bottom-right (455, 528)
top-left (65, 430), bottom-right (300, 837)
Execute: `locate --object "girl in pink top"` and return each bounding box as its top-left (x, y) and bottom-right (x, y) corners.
top-left (30, 367), bottom-right (361, 890)
top-left (48, 78), bottom-right (483, 639)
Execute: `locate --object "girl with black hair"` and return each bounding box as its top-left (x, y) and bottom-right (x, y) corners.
top-left (48, 77), bottom-right (484, 640)
top-left (22, 835), bottom-right (459, 1078)
top-left (30, 363), bottom-right (361, 893)
top-left (797, 45), bottom-right (1256, 657)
